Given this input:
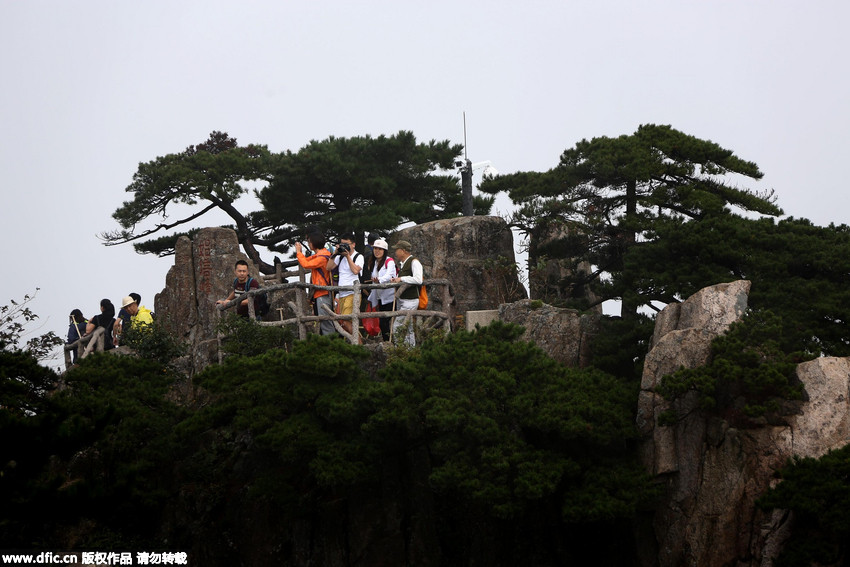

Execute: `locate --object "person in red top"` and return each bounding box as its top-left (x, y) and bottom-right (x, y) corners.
top-left (295, 231), bottom-right (336, 336)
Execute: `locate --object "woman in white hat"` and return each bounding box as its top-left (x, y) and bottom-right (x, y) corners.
top-left (367, 238), bottom-right (397, 341)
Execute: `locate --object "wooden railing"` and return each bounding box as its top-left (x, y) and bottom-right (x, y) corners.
top-left (63, 326), bottom-right (106, 369)
top-left (217, 266), bottom-right (453, 347)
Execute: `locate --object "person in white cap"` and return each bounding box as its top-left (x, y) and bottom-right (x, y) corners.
top-left (366, 238), bottom-right (397, 341)
top-left (121, 295), bottom-right (153, 330)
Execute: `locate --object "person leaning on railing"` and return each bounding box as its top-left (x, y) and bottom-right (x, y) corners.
top-left (66, 309), bottom-right (87, 363)
top-left (366, 238), bottom-right (397, 341)
top-left (85, 298), bottom-right (116, 351)
top-left (389, 239), bottom-right (423, 346)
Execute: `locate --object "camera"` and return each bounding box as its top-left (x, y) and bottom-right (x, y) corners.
top-left (336, 242), bottom-right (351, 255)
top-left (454, 159), bottom-right (465, 169)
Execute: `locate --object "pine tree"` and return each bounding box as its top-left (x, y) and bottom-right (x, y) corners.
top-left (259, 130), bottom-right (493, 248)
top-left (101, 131), bottom-right (276, 272)
top-left (481, 124), bottom-right (781, 318)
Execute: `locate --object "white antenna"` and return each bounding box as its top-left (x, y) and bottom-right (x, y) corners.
top-left (461, 112), bottom-right (473, 216)
top-left (463, 111), bottom-right (468, 160)
top-left (459, 112), bottom-right (497, 216)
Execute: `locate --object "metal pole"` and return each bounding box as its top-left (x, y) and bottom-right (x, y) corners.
top-left (462, 158), bottom-right (473, 216)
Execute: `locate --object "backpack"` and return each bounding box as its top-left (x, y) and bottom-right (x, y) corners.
top-left (234, 277), bottom-right (271, 317)
top-left (418, 284), bottom-right (428, 310)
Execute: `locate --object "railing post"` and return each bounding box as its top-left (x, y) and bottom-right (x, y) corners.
top-left (442, 280), bottom-right (452, 333)
top-left (352, 280), bottom-right (361, 345)
top-left (247, 292), bottom-right (256, 319)
top-left (216, 305), bottom-right (224, 365)
top-left (297, 267), bottom-right (308, 340)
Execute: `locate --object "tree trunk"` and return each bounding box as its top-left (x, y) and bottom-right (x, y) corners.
top-left (215, 197), bottom-right (276, 274)
top-left (621, 179), bottom-right (639, 320)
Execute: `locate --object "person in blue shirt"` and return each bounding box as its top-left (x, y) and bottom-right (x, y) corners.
top-left (66, 309), bottom-right (87, 363)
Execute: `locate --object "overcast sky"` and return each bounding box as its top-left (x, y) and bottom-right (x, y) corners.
top-left (2, 1), bottom-right (848, 369)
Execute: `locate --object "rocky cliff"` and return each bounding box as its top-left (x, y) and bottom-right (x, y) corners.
top-left (390, 216), bottom-right (527, 323)
top-left (155, 217), bottom-right (527, 374)
top-left (498, 299), bottom-right (599, 367)
top-left (154, 227), bottom-right (259, 374)
top-left (638, 280), bottom-right (850, 567)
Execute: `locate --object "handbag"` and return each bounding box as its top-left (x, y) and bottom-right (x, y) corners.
top-left (363, 303), bottom-right (381, 337)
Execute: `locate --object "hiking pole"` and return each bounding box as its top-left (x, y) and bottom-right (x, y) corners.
top-left (389, 296), bottom-right (397, 343)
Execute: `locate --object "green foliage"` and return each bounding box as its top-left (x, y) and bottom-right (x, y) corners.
top-left (260, 130), bottom-right (485, 248)
top-left (0, 290), bottom-right (64, 360)
top-left (101, 131), bottom-right (273, 267)
top-left (0, 349), bottom-right (63, 547)
top-left (589, 314), bottom-right (654, 381)
top-left (106, 130), bottom-right (491, 272)
top-left (626, 215), bottom-right (850, 357)
top-left (480, 124), bottom-right (780, 318)
top-left (657, 310), bottom-right (804, 425)
top-left (130, 228), bottom-right (202, 257)
top-left (180, 335), bottom-right (378, 508)
top-left (175, 322), bottom-right (652, 562)
top-left (54, 356), bottom-right (186, 531)
top-left (122, 319), bottom-right (187, 365)
top-left (1, 353), bottom-right (185, 547)
top-left (375, 321), bottom-right (650, 522)
top-left (758, 445), bottom-right (850, 566)
top-left (0, 347), bottom-right (57, 417)
top-left (215, 313), bottom-right (294, 357)
top-left (1, 306), bottom-right (651, 560)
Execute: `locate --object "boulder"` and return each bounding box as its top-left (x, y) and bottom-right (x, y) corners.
top-left (649, 280), bottom-right (751, 350)
top-left (498, 300), bottom-right (599, 367)
top-left (639, 280), bottom-right (850, 567)
top-left (390, 216), bottom-right (527, 326)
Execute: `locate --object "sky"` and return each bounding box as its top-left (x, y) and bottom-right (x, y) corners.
top-left (2, 1), bottom-right (848, 369)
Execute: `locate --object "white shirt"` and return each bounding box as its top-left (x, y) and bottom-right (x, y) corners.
top-left (369, 256), bottom-right (397, 306)
top-left (398, 257), bottom-right (423, 285)
top-left (336, 251), bottom-right (364, 298)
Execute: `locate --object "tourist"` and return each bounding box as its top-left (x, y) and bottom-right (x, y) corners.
top-left (113, 292), bottom-right (141, 346)
top-left (66, 309), bottom-right (87, 362)
top-left (327, 232), bottom-right (364, 340)
top-left (367, 238), bottom-right (396, 341)
top-left (119, 295), bottom-right (154, 329)
top-left (85, 298), bottom-right (116, 351)
top-left (390, 240), bottom-right (423, 346)
top-left (216, 260), bottom-right (260, 318)
top-left (295, 232), bottom-right (336, 335)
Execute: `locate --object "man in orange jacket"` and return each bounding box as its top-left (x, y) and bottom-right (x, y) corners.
top-left (295, 231), bottom-right (336, 336)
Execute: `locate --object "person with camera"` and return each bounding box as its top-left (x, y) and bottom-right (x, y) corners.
top-left (295, 232), bottom-right (336, 336)
top-left (327, 232), bottom-right (364, 340)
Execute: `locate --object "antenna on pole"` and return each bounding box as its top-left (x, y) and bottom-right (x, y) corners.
top-left (461, 112), bottom-right (473, 216)
top-left (463, 111), bottom-right (468, 160)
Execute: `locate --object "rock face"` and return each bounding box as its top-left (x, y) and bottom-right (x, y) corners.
top-left (639, 280), bottom-right (850, 567)
top-left (154, 227), bottom-right (258, 374)
top-left (498, 300), bottom-right (599, 367)
top-left (390, 216), bottom-right (527, 325)
top-left (156, 219), bottom-right (526, 372)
